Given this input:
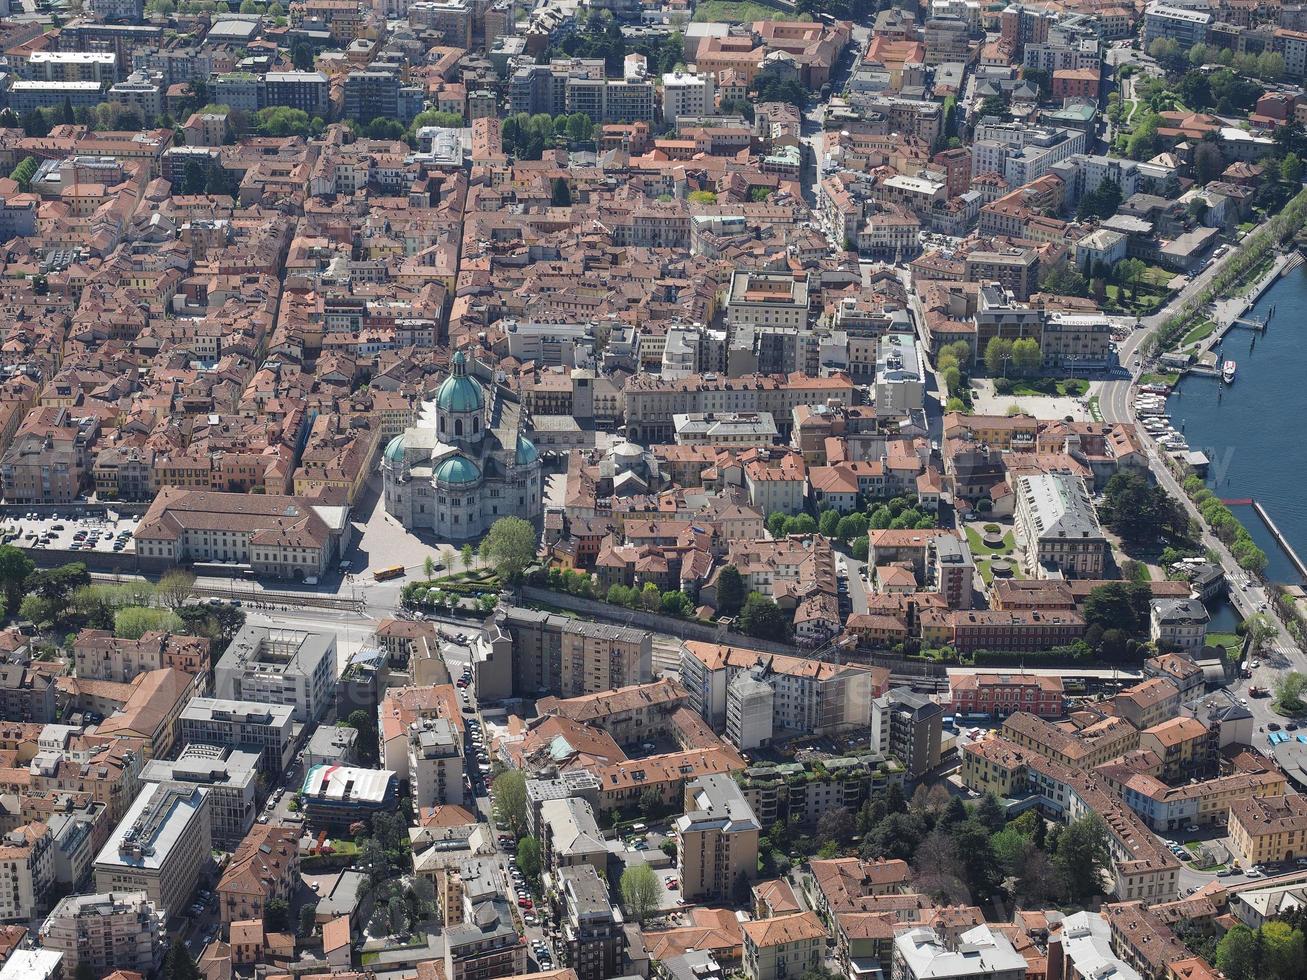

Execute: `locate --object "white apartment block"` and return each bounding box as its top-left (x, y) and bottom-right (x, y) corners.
top-left (41, 891), bottom-right (166, 978)
top-left (971, 120), bottom-right (1085, 187)
top-left (662, 70), bottom-right (715, 121)
top-left (0, 824), bottom-right (54, 922)
top-left (408, 717), bottom-right (467, 809)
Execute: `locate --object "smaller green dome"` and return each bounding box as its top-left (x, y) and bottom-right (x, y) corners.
top-left (434, 454), bottom-right (481, 486)
top-left (516, 434), bottom-right (539, 466)
top-left (384, 435), bottom-right (406, 465)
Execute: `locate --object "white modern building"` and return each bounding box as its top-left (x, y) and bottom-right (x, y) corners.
top-left (875, 333), bottom-right (925, 415)
top-left (141, 744), bottom-right (261, 843)
top-left (408, 717), bottom-right (466, 809)
top-left (93, 784), bottom-right (212, 919)
top-left (662, 70), bottom-right (715, 121)
top-left (893, 925), bottom-right (1028, 980)
top-left (215, 625), bottom-right (337, 723)
top-left (971, 120), bottom-right (1086, 186)
top-left (176, 698), bottom-right (295, 776)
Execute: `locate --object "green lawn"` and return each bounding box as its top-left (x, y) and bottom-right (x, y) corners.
top-left (1004, 378), bottom-right (1089, 397)
top-left (965, 526), bottom-right (1015, 556)
top-left (692, 0), bottom-right (808, 19)
top-left (1088, 395), bottom-right (1102, 421)
top-left (1206, 632), bottom-right (1242, 658)
top-left (1184, 841), bottom-right (1226, 873)
top-left (1182, 320), bottom-right (1217, 346)
top-left (1139, 371), bottom-right (1181, 387)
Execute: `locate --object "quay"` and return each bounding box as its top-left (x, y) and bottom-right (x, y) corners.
top-left (1250, 498), bottom-right (1307, 582)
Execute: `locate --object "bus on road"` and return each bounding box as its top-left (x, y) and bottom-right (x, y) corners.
top-left (373, 565), bottom-right (406, 581)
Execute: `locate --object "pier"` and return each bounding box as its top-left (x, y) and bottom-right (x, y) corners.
top-left (1230, 315), bottom-right (1267, 331)
top-left (1248, 498), bottom-right (1307, 582)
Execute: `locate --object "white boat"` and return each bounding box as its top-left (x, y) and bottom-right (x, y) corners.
top-left (1222, 360), bottom-right (1237, 383)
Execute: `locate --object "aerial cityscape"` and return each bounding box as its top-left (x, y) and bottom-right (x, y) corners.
top-left (0, 0), bottom-right (1304, 978)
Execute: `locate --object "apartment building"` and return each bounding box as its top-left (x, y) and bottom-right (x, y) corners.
top-left (1227, 794), bottom-right (1307, 868)
top-left (263, 70), bottom-right (330, 115)
top-left (177, 698), bottom-right (296, 776)
top-left (496, 606), bottom-right (652, 699)
top-left (742, 911), bottom-right (827, 980)
top-left (301, 766), bottom-right (398, 832)
top-left (134, 488), bottom-right (347, 580)
top-left (1013, 473), bottom-right (1107, 579)
top-left (739, 757), bottom-right (905, 829)
top-left (140, 744), bottom-right (260, 844)
top-left (40, 891), bottom-right (166, 978)
top-left (1002, 712), bottom-right (1140, 770)
top-left (676, 774), bottom-right (760, 903)
top-left (0, 657), bottom-right (55, 724)
top-left (970, 120), bottom-right (1085, 187)
top-left (557, 864), bottom-right (623, 980)
top-left (872, 689), bottom-right (943, 779)
top-left (73, 630), bottom-right (210, 683)
top-left (93, 784), bottom-right (211, 918)
top-left (408, 717), bottom-right (466, 809)
top-left (0, 823), bottom-right (53, 923)
top-left (540, 797), bottom-right (608, 875)
top-left (216, 824), bottom-right (300, 924)
top-left (663, 70), bottom-right (715, 121)
top-left (1113, 678), bottom-right (1181, 731)
top-left (681, 641), bottom-right (883, 739)
top-left (92, 667), bottom-right (200, 759)
top-left (0, 407), bottom-right (97, 503)
top-left (1136, 717), bottom-right (1215, 783)
top-left (1142, 2), bottom-right (1211, 46)
top-left (950, 673), bottom-right (1064, 720)
top-left (215, 625), bottom-right (336, 723)
top-left (444, 895), bottom-right (527, 980)
top-left (894, 925), bottom-right (1027, 980)
top-left (1149, 598), bottom-right (1210, 653)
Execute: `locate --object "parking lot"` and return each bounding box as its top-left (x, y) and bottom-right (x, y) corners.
top-left (5, 512), bottom-right (138, 555)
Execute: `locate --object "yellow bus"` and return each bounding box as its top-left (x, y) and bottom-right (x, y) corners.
top-left (373, 565), bottom-right (406, 582)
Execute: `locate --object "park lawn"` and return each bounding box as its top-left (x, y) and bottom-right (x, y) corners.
top-left (1182, 320), bottom-right (1217, 346)
top-left (1139, 371), bottom-right (1181, 387)
top-left (1006, 378), bottom-right (1089, 397)
top-left (965, 526), bottom-right (1015, 556)
top-left (693, 0), bottom-right (808, 19)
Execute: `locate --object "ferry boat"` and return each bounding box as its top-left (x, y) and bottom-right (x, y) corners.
top-left (1222, 360), bottom-right (1237, 384)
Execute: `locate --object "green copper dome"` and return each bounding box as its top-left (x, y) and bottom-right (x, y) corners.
top-left (434, 453), bottom-right (481, 486)
top-left (383, 435), bottom-right (406, 465)
top-left (436, 351), bottom-right (485, 415)
top-left (515, 434), bottom-right (539, 466)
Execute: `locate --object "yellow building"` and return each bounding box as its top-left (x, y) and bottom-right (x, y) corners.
top-left (1228, 794), bottom-right (1307, 868)
top-left (1002, 712), bottom-right (1139, 771)
top-left (1138, 716), bottom-right (1213, 782)
top-left (742, 911), bottom-right (827, 980)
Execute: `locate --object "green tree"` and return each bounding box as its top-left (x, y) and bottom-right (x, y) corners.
top-left (292, 42), bottom-right (314, 70)
top-left (737, 592), bottom-right (790, 641)
top-left (836, 512), bottom-right (869, 541)
top-left (716, 564), bottom-right (745, 616)
top-left (298, 903), bottom-right (317, 936)
top-left (551, 177), bottom-right (572, 206)
top-left (114, 606), bottom-right (182, 639)
top-left (1283, 152), bottom-right (1304, 185)
top-left (61, 96), bottom-right (75, 126)
top-left (984, 337), bottom-right (1014, 377)
top-left (819, 509), bottom-right (840, 537)
top-left (1083, 581), bottom-right (1152, 635)
top-left (8, 156), bottom-right (37, 192)
top-left (1216, 925), bottom-right (1257, 980)
top-left (480, 517), bottom-right (537, 583)
top-left (265, 897), bottom-right (289, 931)
top-left (461, 543), bottom-right (476, 572)
top-left (157, 568), bottom-right (197, 611)
top-left (1011, 337), bottom-right (1042, 377)
top-left (620, 864), bottom-right (660, 923)
top-left (1274, 671), bottom-right (1307, 713)
top-left (517, 836), bottom-right (542, 884)
top-left (1052, 815), bottom-right (1111, 903)
top-left (492, 770), bottom-right (529, 838)
top-left (163, 938), bottom-right (202, 980)
top-left (0, 546), bottom-right (33, 615)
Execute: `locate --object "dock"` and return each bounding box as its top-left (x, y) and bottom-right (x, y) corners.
top-left (1249, 498), bottom-right (1307, 582)
top-left (1230, 315), bottom-right (1267, 331)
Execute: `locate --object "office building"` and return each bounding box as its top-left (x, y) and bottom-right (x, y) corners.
top-left (408, 717), bottom-right (466, 809)
top-left (1142, 3), bottom-right (1211, 47)
top-left (177, 698), bottom-right (295, 776)
top-left (872, 688), bottom-right (943, 779)
top-left (557, 865), bottom-right (623, 980)
top-left (675, 774), bottom-right (760, 903)
top-left (140, 744), bottom-right (260, 844)
top-left (971, 120), bottom-right (1085, 187)
top-left (727, 272), bottom-right (810, 330)
top-left (215, 625), bottom-right (336, 723)
top-left (1013, 473), bottom-right (1107, 579)
top-left (93, 783), bottom-right (211, 919)
top-left (40, 891), bottom-right (166, 978)
top-left (301, 765), bottom-right (398, 831)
